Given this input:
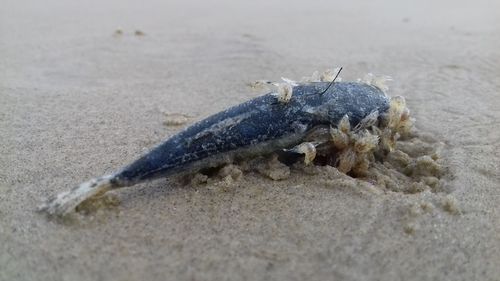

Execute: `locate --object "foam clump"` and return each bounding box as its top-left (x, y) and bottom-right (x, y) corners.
top-left (306, 92), bottom-right (447, 195)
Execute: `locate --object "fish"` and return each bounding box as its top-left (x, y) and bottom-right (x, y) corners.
top-left (39, 79), bottom-right (391, 217)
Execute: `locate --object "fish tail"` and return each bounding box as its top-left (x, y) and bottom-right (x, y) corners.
top-left (37, 174), bottom-right (124, 217)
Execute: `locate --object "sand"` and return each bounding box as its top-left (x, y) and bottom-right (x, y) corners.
top-left (1, 0), bottom-right (499, 280)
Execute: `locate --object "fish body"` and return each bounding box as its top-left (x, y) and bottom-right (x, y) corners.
top-left (41, 81), bottom-right (390, 216)
top-left (114, 82), bottom-right (389, 186)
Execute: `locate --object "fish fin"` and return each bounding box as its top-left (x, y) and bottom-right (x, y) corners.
top-left (284, 142), bottom-right (317, 165)
top-left (354, 110), bottom-right (379, 131)
top-left (280, 77), bottom-right (299, 86)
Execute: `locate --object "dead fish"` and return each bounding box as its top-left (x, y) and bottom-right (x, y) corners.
top-left (39, 78), bottom-right (390, 217)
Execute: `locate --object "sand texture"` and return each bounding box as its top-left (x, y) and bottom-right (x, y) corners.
top-left (1, 0), bottom-right (499, 280)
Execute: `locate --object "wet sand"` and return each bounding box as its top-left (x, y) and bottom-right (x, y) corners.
top-left (1, 0), bottom-right (499, 280)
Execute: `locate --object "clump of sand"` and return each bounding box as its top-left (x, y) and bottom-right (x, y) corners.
top-left (75, 192), bottom-right (121, 215)
top-left (162, 112), bottom-right (193, 126)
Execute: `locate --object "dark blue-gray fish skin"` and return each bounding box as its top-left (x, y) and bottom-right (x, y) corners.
top-left (112, 82), bottom-right (390, 187)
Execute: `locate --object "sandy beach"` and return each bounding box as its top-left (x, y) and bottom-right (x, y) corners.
top-left (1, 0), bottom-right (499, 280)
